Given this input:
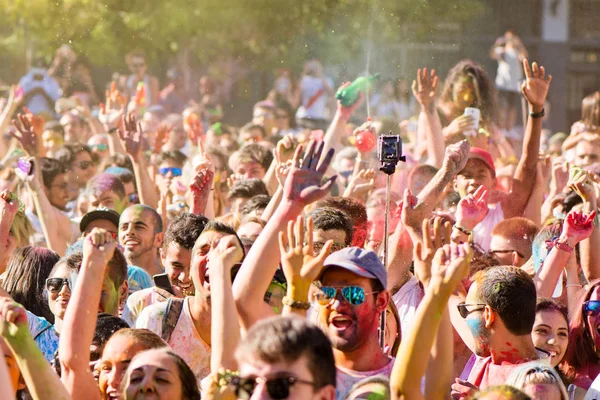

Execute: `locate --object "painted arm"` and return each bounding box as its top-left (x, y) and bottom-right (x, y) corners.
top-left (572, 168), bottom-right (600, 281)
top-left (390, 243), bottom-right (472, 400)
top-left (534, 210), bottom-right (595, 298)
top-left (232, 142), bottom-right (336, 330)
top-left (279, 216), bottom-right (332, 317)
top-left (502, 59), bottom-right (551, 219)
top-left (59, 229), bottom-right (116, 400)
top-left (0, 298), bottom-right (70, 400)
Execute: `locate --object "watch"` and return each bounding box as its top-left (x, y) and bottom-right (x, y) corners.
top-left (282, 296), bottom-right (311, 310)
top-left (529, 108), bottom-right (545, 119)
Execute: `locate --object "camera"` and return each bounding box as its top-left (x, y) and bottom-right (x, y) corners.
top-left (377, 134), bottom-right (406, 175)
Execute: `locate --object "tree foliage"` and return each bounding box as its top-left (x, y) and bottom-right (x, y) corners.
top-left (0, 0), bottom-right (483, 74)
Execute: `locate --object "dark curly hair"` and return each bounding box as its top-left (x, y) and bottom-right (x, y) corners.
top-left (163, 212), bottom-right (209, 250)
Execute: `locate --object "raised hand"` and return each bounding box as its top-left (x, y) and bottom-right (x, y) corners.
top-left (11, 113), bottom-right (39, 156)
top-left (118, 114), bottom-right (142, 159)
top-left (550, 157), bottom-right (569, 195)
top-left (400, 188), bottom-right (426, 230)
top-left (455, 186), bottom-right (489, 230)
top-left (562, 210), bottom-right (596, 244)
top-left (283, 141), bottom-right (336, 206)
top-left (0, 190), bottom-right (20, 224)
top-left (444, 115), bottom-right (476, 138)
top-left (441, 140), bottom-right (470, 175)
top-left (189, 168), bottom-right (215, 215)
top-left (83, 227), bottom-right (117, 266)
top-left (411, 68), bottom-right (439, 111)
top-left (336, 82), bottom-right (364, 121)
top-left (154, 123), bottom-right (172, 155)
top-left (275, 133), bottom-right (296, 164)
top-left (343, 168), bottom-right (375, 200)
top-left (278, 216), bottom-right (332, 290)
top-left (209, 235), bottom-right (244, 272)
top-left (431, 242), bottom-right (473, 291)
top-left (0, 297), bottom-right (29, 343)
top-left (100, 82), bottom-right (127, 129)
top-left (522, 59), bottom-right (552, 110)
top-left (274, 148), bottom-right (292, 188)
top-left (414, 217), bottom-right (452, 286)
top-left (568, 166), bottom-right (595, 202)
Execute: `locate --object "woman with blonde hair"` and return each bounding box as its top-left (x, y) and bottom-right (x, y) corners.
top-left (506, 363), bottom-right (569, 400)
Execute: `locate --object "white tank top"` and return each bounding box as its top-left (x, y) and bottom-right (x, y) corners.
top-left (472, 204), bottom-right (505, 252)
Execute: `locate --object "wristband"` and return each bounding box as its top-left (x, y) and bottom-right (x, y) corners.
top-left (566, 284), bottom-right (582, 288)
top-left (453, 224), bottom-right (472, 236)
top-left (282, 296), bottom-right (311, 310)
top-left (551, 238), bottom-right (574, 253)
top-left (529, 108), bottom-right (545, 119)
top-left (108, 127), bottom-right (119, 134)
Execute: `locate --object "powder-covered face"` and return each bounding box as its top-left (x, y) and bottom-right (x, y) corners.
top-left (464, 281), bottom-right (491, 357)
top-left (454, 159), bottom-right (496, 198)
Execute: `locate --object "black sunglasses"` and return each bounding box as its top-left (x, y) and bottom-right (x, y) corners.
top-left (232, 375), bottom-right (315, 400)
top-left (46, 277), bottom-right (72, 293)
top-left (457, 302), bottom-right (487, 318)
top-left (75, 160), bottom-right (92, 170)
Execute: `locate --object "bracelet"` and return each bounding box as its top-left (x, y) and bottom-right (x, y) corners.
top-left (566, 284), bottom-right (582, 288)
top-left (453, 224), bottom-right (472, 236)
top-left (551, 238), bottom-right (574, 253)
top-left (529, 108), bottom-right (545, 119)
top-left (108, 127), bottom-right (119, 134)
top-left (282, 296), bottom-right (311, 310)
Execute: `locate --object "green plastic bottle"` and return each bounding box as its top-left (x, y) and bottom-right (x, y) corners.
top-left (335, 73), bottom-right (380, 107)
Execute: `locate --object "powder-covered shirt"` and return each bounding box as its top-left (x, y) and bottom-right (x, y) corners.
top-left (391, 275), bottom-right (424, 337)
top-left (27, 311), bottom-right (59, 362)
top-left (122, 286), bottom-right (171, 327)
top-left (136, 297), bottom-right (211, 384)
top-left (335, 358), bottom-right (395, 400)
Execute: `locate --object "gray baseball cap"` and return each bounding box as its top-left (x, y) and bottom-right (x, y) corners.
top-left (322, 247), bottom-right (387, 290)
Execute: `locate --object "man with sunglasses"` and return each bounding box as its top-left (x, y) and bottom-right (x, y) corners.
top-left (155, 150), bottom-right (186, 200)
top-left (233, 316), bottom-right (336, 400)
top-left (54, 143), bottom-right (96, 202)
top-left (451, 266), bottom-right (546, 398)
top-left (489, 217), bottom-right (538, 267)
top-left (314, 247), bottom-right (392, 399)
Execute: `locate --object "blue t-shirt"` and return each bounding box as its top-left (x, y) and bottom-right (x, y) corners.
top-left (128, 265), bottom-right (154, 294)
top-left (27, 311), bottom-right (59, 362)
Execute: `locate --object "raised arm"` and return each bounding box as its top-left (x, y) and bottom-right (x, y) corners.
top-left (534, 210), bottom-right (595, 298)
top-left (572, 167), bottom-right (600, 281)
top-left (232, 141), bottom-right (336, 330)
top-left (0, 298), bottom-right (70, 400)
top-left (412, 68), bottom-right (444, 168)
top-left (321, 83), bottom-right (363, 174)
top-left (402, 140), bottom-right (470, 241)
top-left (209, 235), bottom-right (244, 372)
top-left (502, 59), bottom-right (551, 218)
top-left (390, 242), bottom-right (472, 400)
top-left (59, 229), bottom-right (116, 400)
top-left (279, 216), bottom-right (332, 317)
top-left (118, 114), bottom-right (159, 208)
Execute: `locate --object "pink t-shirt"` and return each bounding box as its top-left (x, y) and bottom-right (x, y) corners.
top-left (467, 351), bottom-right (550, 390)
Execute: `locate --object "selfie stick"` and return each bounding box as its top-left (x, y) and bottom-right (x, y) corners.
top-left (377, 134), bottom-right (406, 349)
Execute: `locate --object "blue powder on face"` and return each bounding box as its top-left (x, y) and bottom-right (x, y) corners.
top-left (466, 315), bottom-right (485, 337)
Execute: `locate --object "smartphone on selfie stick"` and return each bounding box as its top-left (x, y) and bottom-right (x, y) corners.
top-left (376, 134), bottom-right (406, 349)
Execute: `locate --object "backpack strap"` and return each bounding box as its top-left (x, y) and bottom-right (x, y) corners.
top-left (161, 298), bottom-right (184, 343)
top-left (153, 286), bottom-right (175, 302)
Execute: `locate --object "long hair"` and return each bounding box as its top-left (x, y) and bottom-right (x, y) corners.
top-left (2, 247), bottom-right (59, 324)
top-left (581, 91), bottom-right (600, 130)
top-left (440, 59), bottom-right (499, 127)
top-left (562, 280), bottom-right (600, 381)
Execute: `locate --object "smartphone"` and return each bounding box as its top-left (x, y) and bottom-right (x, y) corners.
top-left (463, 107), bottom-right (481, 137)
top-left (16, 157), bottom-right (34, 176)
top-left (153, 273), bottom-right (175, 295)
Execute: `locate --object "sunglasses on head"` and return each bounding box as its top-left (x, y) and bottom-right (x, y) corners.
top-left (158, 167), bottom-right (182, 177)
top-left (232, 375), bottom-right (315, 400)
top-left (75, 160), bottom-right (92, 170)
top-left (90, 144), bottom-right (108, 152)
top-left (46, 277), bottom-right (72, 293)
top-left (457, 302), bottom-right (487, 318)
top-left (584, 301), bottom-right (600, 316)
top-left (313, 286), bottom-right (378, 306)
top-left (128, 193), bottom-right (140, 204)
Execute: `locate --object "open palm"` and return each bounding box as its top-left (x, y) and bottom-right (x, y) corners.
top-left (521, 59), bottom-right (552, 108)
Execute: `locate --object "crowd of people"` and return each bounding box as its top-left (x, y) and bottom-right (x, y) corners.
top-left (0, 30), bottom-right (599, 400)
